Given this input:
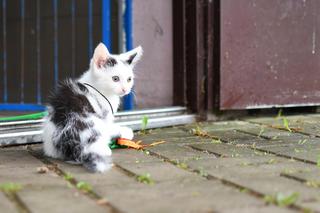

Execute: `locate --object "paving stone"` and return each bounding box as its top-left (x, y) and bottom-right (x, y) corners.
top-left (135, 128), bottom-right (193, 142)
top-left (245, 115), bottom-right (320, 137)
top-left (197, 129), bottom-right (266, 144)
top-left (0, 192), bottom-right (17, 213)
top-left (189, 143), bottom-right (270, 158)
top-left (284, 169), bottom-right (320, 183)
top-left (245, 115), bottom-right (307, 126)
top-left (184, 121), bottom-right (253, 131)
top-left (116, 161), bottom-right (201, 183)
top-left (99, 180), bottom-right (294, 213)
top-left (146, 143), bottom-right (216, 161)
top-left (195, 129), bottom-right (289, 148)
top-left (0, 148), bottom-right (109, 213)
top-left (237, 126), bottom-right (310, 141)
top-left (135, 135), bottom-right (207, 146)
top-left (39, 144), bottom-right (294, 213)
top-left (157, 137), bottom-right (215, 145)
top-left (5, 114), bottom-right (320, 212)
top-left (258, 143), bottom-right (320, 163)
top-left (112, 148), bottom-right (163, 164)
top-left (56, 160), bottom-right (293, 213)
top-left (184, 157), bottom-right (320, 212)
top-left (292, 122), bottom-right (320, 137)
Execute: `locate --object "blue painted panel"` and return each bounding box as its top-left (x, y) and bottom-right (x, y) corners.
top-left (0, 104), bottom-right (46, 111)
top-left (123, 0), bottom-right (134, 110)
top-left (102, 0), bottom-right (111, 51)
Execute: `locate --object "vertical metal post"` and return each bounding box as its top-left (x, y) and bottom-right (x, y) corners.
top-left (88, 0), bottom-right (93, 58)
top-left (53, 0), bottom-right (58, 88)
top-left (173, 0), bottom-right (186, 106)
top-left (102, 0), bottom-right (111, 51)
top-left (36, 0), bottom-right (41, 104)
top-left (123, 0), bottom-right (134, 110)
top-left (111, 0), bottom-right (123, 53)
top-left (71, 0), bottom-right (76, 77)
top-left (2, 0), bottom-right (7, 103)
top-left (20, 0), bottom-right (25, 103)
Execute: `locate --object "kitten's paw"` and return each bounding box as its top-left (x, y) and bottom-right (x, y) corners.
top-left (120, 127), bottom-right (134, 140)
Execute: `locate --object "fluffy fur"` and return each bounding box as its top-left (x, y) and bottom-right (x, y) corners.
top-left (43, 43), bottom-right (143, 172)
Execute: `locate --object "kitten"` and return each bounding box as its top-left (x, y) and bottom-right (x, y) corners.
top-left (42, 43), bottom-right (143, 172)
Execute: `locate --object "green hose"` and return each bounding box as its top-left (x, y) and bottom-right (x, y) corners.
top-left (0, 111), bottom-right (126, 150)
top-left (0, 111), bottom-right (48, 122)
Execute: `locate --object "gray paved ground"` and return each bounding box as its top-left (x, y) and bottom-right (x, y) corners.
top-left (1, 114), bottom-right (320, 212)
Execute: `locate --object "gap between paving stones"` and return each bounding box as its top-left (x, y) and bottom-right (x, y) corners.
top-left (27, 145), bottom-right (225, 211)
top-left (188, 127), bottom-right (320, 188)
top-left (2, 119), bottom-right (315, 212)
top-left (2, 191), bottom-right (31, 213)
top-left (245, 119), bottom-right (318, 138)
top-left (112, 163), bottom-right (160, 185)
top-left (26, 147), bottom-right (121, 213)
top-left (187, 142), bottom-right (320, 194)
top-left (143, 148), bottom-right (303, 212)
top-left (182, 122), bottom-right (320, 166)
top-left (0, 146), bottom-right (111, 213)
top-left (235, 129), bottom-right (319, 166)
top-left (280, 171), bottom-right (320, 191)
top-left (143, 135), bottom-right (302, 210)
top-left (172, 125), bottom-right (320, 211)
top-left (0, 192), bottom-right (18, 213)
top-left (50, 146), bottom-right (298, 212)
top-left (280, 173), bottom-right (310, 185)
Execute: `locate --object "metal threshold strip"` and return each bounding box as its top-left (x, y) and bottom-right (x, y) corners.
top-left (0, 106), bottom-right (196, 146)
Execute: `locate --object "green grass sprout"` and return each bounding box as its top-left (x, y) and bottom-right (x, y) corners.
top-left (141, 115), bottom-right (149, 134)
top-left (282, 117), bottom-right (292, 132)
top-left (137, 173), bottom-right (154, 185)
top-left (76, 181), bottom-right (92, 193)
top-left (0, 183), bottom-right (22, 193)
top-left (63, 173), bottom-right (74, 181)
top-left (264, 192), bottom-right (299, 207)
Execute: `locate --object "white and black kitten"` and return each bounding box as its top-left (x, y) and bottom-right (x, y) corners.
top-left (42, 43), bottom-right (143, 172)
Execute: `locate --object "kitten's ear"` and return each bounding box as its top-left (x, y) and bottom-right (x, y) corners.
top-left (93, 43), bottom-right (110, 68)
top-left (120, 46), bottom-right (143, 67)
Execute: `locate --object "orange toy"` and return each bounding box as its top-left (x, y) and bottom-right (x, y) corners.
top-left (114, 138), bottom-right (165, 150)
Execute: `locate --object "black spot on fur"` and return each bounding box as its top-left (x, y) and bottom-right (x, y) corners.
top-left (105, 58), bottom-right (117, 67)
top-left (87, 130), bottom-right (99, 144)
top-left (82, 152), bottom-right (112, 172)
top-left (54, 120), bottom-right (97, 162)
top-left (49, 79), bottom-right (95, 126)
top-left (56, 129), bottom-right (82, 161)
top-left (127, 53), bottom-right (137, 65)
top-left (74, 119), bottom-right (92, 131)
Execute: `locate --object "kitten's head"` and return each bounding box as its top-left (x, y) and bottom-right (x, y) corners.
top-left (90, 43), bottom-right (143, 97)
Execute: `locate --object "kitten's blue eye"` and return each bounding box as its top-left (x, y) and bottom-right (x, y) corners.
top-left (127, 77), bottom-right (132, 82)
top-left (112, 76), bottom-right (120, 82)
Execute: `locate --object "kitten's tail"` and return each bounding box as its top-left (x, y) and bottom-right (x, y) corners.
top-left (82, 152), bottom-right (113, 173)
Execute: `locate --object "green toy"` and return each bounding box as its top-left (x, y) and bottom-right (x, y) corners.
top-left (0, 111), bottom-right (48, 122)
top-left (0, 112), bottom-right (165, 149)
top-left (109, 138), bottom-right (127, 149)
top-left (0, 111), bottom-right (136, 149)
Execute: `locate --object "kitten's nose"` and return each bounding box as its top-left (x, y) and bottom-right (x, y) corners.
top-left (122, 88), bottom-right (126, 93)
